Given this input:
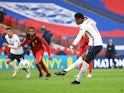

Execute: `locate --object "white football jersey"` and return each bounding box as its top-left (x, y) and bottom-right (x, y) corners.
top-left (73, 19), bottom-right (103, 46)
top-left (5, 34), bottom-right (24, 55)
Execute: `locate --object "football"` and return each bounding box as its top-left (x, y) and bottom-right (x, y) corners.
top-left (19, 59), bottom-right (30, 69)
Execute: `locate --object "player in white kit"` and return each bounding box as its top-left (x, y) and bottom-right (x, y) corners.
top-left (55, 12), bottom-right (103, 84)
top-left (3, 27), bottom-right (30, 78)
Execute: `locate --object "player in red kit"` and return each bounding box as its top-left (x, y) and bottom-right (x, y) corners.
top-left (20, 27), bottom-right (51, 77)
top-left (76, 35), bottom-right (93, 78)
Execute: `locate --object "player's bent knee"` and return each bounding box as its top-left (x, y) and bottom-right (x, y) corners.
top-left (6, 59), bottom-right (12, 64)
top-left (35, 61), bottom-right (40, 65)
top-left (83, 56), bottom-right (90, 63)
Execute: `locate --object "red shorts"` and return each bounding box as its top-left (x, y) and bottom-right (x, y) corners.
top-left (34, 49), bottom-right (44, 63)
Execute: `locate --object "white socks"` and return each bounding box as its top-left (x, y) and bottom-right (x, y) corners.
top-left (25, 68), bottom-right (30, 74)
top-left (65, 57), bottom-right (83, 72)
top-left (76, 60), bottom-right (89, 82)
top-left (64, 56), bottom-right (89, 82)
top-left (9, 62), bottom-right (17, 70)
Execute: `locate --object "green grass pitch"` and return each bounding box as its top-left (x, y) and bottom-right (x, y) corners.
top-left (0, 69), bottom-right (124, 93)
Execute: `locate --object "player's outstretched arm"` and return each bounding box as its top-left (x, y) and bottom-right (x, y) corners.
top-left (21, 36), bottom-right (28, 46)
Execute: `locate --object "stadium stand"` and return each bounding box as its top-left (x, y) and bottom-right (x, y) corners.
top-left (66, 0), bottom-right (124, 24)
top-left (0, 0), bottom-right (124, 55)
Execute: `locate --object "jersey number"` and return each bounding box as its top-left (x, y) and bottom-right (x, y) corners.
top-left (31, 40), bottom-right (38, 47)
top-left (32, 42), bottom-right (35, 47)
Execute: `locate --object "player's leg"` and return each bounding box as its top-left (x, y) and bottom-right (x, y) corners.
top-left (78, 47), bottom-right (86, 70)
top-left (74, 61), bottom-right (92, 78)
top-left (71, 56), bottom-right (89, 84)
top-left (106, 53), bottom-right (111, 68)
top-left (6, 59), bottom-right (15, 70)
top-left (111, 53), bottom-right (116, 68)
top-left (17, 55), bottom-right (31, 78)
top-left (74, 63), bottom-right (82, 78)
top-left (35, 57), bottom-right (43, 77)
top-left (6, 53), bottom-right (16, 70)
top-left (6, 53), bottom-right (19, 77)
top-left (55, 56), bottom-right (83, 76)
top-left (23, 68), bottom-right (31, 78)
top-left (71, 46), bottom-right (102, 84)
top-left (54, 46), bottom-right (87, 76)
top-left (36, 63), bottom-right (42, 77)
top-left (74, 46), bottom-right (88, 78)
top-left (55, 47), bottom-right (86, 76)
top-left (40, 60), bottom-right (51, 77)
top-left (78, 64), bottom-right (82, 70)
top-left (75, 61), bottom-right (91, 78)
top-left (34, 51), bottom-right (43, 77)
top-left (65, 57), bottom-right (83, 72)
top-left (87, 61), bottom-right (92, 78)
top-left (37, 50), bottom-right (51, 77)
top-left (54, 48), bottom-right (85, 75)
top-left (77, 48), bottom-right (84, 70)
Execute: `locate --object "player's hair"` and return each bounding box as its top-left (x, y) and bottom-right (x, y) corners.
top-left (6, 27), bottom-right (13, 31)
top-left (28, 27), bottom-right (35, 31)
top-left (74, 12), bottom-right (84, 19)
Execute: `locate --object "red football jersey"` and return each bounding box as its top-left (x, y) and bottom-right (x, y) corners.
top-left (79, 35), bottom-right (89, 48)
top-left (21, 33), bottom-right (50, 56)
top-left (78, 35), bottom-right (89, 57)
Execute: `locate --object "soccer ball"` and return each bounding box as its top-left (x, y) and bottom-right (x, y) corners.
top-left (19, 59), bottom-right (30, 69)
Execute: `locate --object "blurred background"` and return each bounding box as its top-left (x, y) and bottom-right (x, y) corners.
top-left (0, 0), bottom-right (124, 69)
